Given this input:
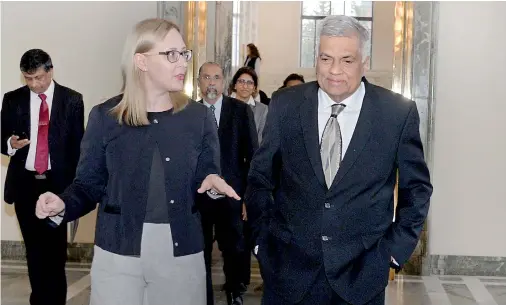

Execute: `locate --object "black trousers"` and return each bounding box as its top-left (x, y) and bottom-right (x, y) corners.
top-left (262, 269), bottom-right (385, 305)
top-left (239, 218), bottom-right (253, 286)
top-left (14, 170), bottom-right (67, 305)
top-left (200, 198), bottom-right (244, 305)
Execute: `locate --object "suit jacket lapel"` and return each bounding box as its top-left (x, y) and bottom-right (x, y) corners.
top-left (329, 79), bottom-right (377, 192)
top-left (299, 82), bottom-right (326, 188)
top-left (49, 82), bottom-right (63, 150)
top-left (219, 96), bottom-right (231, 139)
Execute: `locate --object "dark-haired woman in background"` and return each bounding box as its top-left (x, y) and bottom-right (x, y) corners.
top-left (229, 67), bottom-right (268, 144)
top-left (244, 43), bottom-right (261, 76)
top-left (228, 67), bottom-right (268, 293)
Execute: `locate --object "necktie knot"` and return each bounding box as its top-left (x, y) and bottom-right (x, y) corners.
top-left (331, 104), bottom-right (345, 117)
top-left (210, 104), bottom-right (215, 111)
top-left (39, 93), bottom-right (47, 102)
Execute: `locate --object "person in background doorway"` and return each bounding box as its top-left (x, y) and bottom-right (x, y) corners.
top-left (35, 19), bottom-right (239, 305)
top-left (197, 61), bottom-right (258, 305)
top-left (1, 49), bottom-right (85, 305)
top-left (244, 43), bottom-right (261, 76)
top-left (279, 73), bottom-right (306, 89)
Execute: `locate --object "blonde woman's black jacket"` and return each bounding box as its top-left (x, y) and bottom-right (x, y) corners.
top-left (58, 95), bottom-right (221, 257)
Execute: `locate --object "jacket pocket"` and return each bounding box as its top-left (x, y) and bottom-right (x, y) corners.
top-left (268, 221), bottom-right (292, 244)
top-left (361, 232), bottom-right (384, 250)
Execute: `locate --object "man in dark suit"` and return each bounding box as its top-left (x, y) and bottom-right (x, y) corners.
top-left (197, 62), bottom-right (259, 305)
top-left (245, 16), bottom-right (433, 305)
top-left (1, 49), bottom-right (85, 305)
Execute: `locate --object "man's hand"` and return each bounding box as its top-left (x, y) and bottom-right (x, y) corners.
top-left (35, 192), bottom-right (65, 219)
top-left (10, 135), bottom-right (30, 149)
top-left (197, 174), bottom-right (241, 201)
top-left (242, 203), bottom-right (248, 221)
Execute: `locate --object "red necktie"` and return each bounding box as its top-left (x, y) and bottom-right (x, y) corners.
top-left (34, 93), bottom-right (49, 174)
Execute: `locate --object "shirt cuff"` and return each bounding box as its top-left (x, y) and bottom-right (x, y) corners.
top-left (254, 245), bottom-right (259, 255)
top-left (391, 257), bottom-right (399, 266)
top-left (7, 137), bottom-right (17, 156)
top-left (49, 210), bottom-right (65, 226)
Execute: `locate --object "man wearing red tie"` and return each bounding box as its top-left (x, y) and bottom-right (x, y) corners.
top-left (1, 49), bottom-right (84, 305)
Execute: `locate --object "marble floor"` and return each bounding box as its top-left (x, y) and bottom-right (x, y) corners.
top-left (2, 259), bottom-right (506, 305)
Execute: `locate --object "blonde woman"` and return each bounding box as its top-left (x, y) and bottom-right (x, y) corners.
top-left (35, 18), bottom-right (239, 305)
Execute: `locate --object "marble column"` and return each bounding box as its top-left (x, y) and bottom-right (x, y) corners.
top-left (392, 1), bottom-right (439, 275)
top-left (410, 3), bottom-right (506, 276)
top-left (215, 1), bottom-right (234, 92)
top-left (237, 1), bottom-right (259, 65)
top-left (157, 2), bottom-right (184, 30)
top-left (159, 1), bottom-right (210, 99)
top-left (158, 1), bottom-right (234, 98)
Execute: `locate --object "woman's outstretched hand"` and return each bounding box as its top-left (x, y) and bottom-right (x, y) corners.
top-left (197, 174), bottom-right (241, 201)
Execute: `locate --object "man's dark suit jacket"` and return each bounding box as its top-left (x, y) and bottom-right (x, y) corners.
top-left (197, 96), bottom-right (259, 211)
top-left (245, 79), bottom-right (433, 305)
top-left (1, 82), bottom-right (84, 204)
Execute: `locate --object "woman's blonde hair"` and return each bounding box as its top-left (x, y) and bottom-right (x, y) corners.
top-left (111, 18), bottom-right (189, 126)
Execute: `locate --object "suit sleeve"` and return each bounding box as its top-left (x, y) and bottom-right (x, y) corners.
top-left (387, 102), bottom-right (433, 265)
top-left (193, 107), bottom-right (221, 194)
top-left (58, 105), bottom-right (108, 223)
top-left (1, 93), bottom-right (14, 156)
top-left (238, 105), bottom-right (259, 199)
top-left (68, 93), bottom-right (85, 178)
top-left (258, 106), bottom-right (268, 144)
top-left (244, 105), bottom-right (259, 163)
top-left (245, 93), bottom-right (282, 245)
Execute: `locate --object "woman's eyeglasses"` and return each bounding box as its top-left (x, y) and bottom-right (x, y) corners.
top-left (237, 79), bottom-right (255, 87)
top-left (157, 50), bottom-right (193, 63)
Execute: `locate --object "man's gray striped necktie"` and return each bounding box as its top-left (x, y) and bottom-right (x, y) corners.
top-left (320, 104), bottom-right (346, 188)
top-left (209, 104), bottom-right (219, 128)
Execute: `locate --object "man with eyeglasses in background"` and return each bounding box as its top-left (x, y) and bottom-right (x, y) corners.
top-left (196, 62), bottom-right (259, 305)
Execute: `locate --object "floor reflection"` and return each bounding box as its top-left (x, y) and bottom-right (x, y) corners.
top-left (2, 259), bottom-right (506, 305)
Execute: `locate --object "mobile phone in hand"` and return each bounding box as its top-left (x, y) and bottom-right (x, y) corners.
top-left (16, 132), bottom-right (28, 140)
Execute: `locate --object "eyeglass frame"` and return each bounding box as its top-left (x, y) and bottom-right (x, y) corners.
top-left (236, 78), bottom-right (255, 87)
top-left (152, 50), bottom-right (193, 63)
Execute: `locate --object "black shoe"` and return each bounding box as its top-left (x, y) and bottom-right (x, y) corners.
top-left (226, 292), bottom-right (243, 305)
top-left (238, 283), bottom-right (248, 293)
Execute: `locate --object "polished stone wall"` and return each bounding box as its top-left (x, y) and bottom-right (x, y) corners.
top-left (158, 1), bottom-right (233, 98)
top-left (215, 1), bottom-right (234, 90)
top-left (158, 1), bottom-right (183, 30)
top-left (399, 2), bottom-right (506, 276)
top-left (410, 4), bottom-right (436, 275)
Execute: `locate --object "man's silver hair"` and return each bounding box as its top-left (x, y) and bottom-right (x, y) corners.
top-left (198, 61), bottom-right (223, 77)
top-left (318, 15), bottom-right (370, 61)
